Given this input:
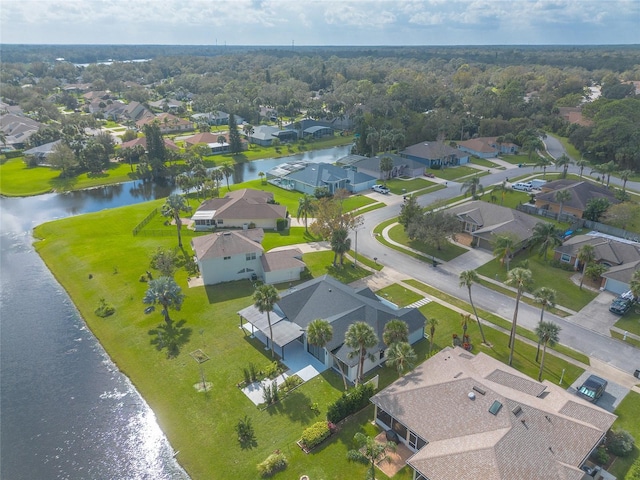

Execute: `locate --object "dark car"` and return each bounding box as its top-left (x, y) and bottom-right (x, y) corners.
top-left (576, 375), bottom-right (607, 403)
top-left (424, 172), bottom-right (435, 178)
top-left (609, 296), bottom-right (633, 315)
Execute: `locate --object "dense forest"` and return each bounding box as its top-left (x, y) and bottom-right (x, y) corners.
top-left (1, 44), bottom-right (639, 171)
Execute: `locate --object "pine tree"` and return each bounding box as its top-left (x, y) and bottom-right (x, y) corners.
top-left (228, 113), bottom-right (242, 154)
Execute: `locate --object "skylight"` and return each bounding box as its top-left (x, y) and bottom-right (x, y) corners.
top-left (489, 400), bottom-right (503, 415)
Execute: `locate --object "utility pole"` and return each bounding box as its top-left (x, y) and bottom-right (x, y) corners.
top-left (354, 229), bottom-right (358, 268)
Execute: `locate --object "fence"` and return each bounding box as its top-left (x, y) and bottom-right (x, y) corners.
top-left (515, 203), bottom-right (577, 223)
top-left (135, 228), bottom-right (198, 238)
top-left (132, 208), bottom-right (158, 236)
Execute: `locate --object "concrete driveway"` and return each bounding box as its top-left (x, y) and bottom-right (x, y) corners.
top-left (565, 291), bottom-right (619, 336)
top-left (568, 371), bottom-right (630, 413)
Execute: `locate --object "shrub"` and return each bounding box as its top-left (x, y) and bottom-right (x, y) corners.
top-left (279, 375), bottom-right (302, 393)
top-left (276, 218), bottom-right (287, 231)
top-left (249, 362), bottom-right (258, 382)
top-left (235, 415), bottom-right (256, 447)
top-left (591, 446), bottom-right (609, 465)
top-left (301, 421), bottom-right (330, 450)
top-left (606, 429), bottom-right (635, 457)
top-left (94, 298), bottom-right (115, 317)
top-left (257, 451), bottom-right (287, 478)
top-left (242, 367), bottom-right (251, 386)
top-left (264, 361), bottom-right (281, 379)
top-left (327, 383), bottom-right (375, 424)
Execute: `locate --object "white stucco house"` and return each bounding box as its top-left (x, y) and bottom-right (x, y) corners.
top-left (191, 189), bottom-right (288, 232)
top-left (191, 228), bottom-right (305, 285)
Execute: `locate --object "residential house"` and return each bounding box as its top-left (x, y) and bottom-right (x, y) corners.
top-left (237, 275), bottom-right (426, 380)
top-left (136, 113), bottom-right (194, 134)
top-left (82, 90), bottom-right (112, 102)
top-left (370, 347), bottom-right (616, 480)
top-left (535, 180), bottom-right (619, 218)
top-left (0, 113), bottom-right (44, 149)
top-left (302, 125), bottom-right (333, 139)
top-left (191, 189), bottom-right (287, 231)
top-left (337, 153), bottom-right (426, 179)
top-left (447, 200), bottom-right (541, 250)
top-left (456, 136), bottom-right (519, 158)
top-left (120, 136), bottom-right (179, 151)
top-left (191, 228), bottom-right (304, 285)
top-left (191, 111), bottom-right (230, 126)
top-left (268, 162), bottom-right (377, 195)
top-left (22, 139), bottom-right (62, 164)
top-left (183, 132), bottom-right (231, 154)
top-left (554, 233), bottom-right (640, 294)
top-left (149, 98), bottom-right (183, 112)
top-left (400, 141), bottom-right (470, 168)
top-left (247, 125), bottom-right (298, 146)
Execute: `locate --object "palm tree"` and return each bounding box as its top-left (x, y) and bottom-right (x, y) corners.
top-left (459, 270), bottom-right (487, 345)
top-left (555, 189), bottom-right (572, 220)
top-left (591, 161), bottom-right (617, 187)
top-left (217, 135), bottom-right (226, 149)
top-left (347, 432), bottom-right (396, 480)
top-left (220, 163), bottom-right (235, 191)
top-left (330, 228), bottom-right (351, 266)
top-left (535, 321), bottom-right (561, 381)
top-left (619, 169), bottom-right (634, 193)
top-left (242, 123), bottom-right (254, 144)
top-left (253, 284), bottom-right (280, 358)
top-left (297, 194), bottom-right (317, 233)
top-left (379, 156), bottom-right (393, 181)
top-left (427, 317), bottom-right (438, 356)
top-left (143, 276), bottom-right (185, 325)
top-left (493, 180), bottom-right (511, 206)
top-left (576, 157), bottom-right (589, 178)
top-left (460, 176), bottom-right (484, 199)
top-left (161, 194), bottom-right (192, 248)
top-left (524, 136), bottom-right (545, 162)
top-left (258, 171), bottom-right (266, 185)
top-left (307, 318), bottom-right (348, 390)
top-left (345, 321), bottom-right (378, 385)
top-left (577, 243), bottom-right (596, 290)
top-left (505, 267), bottom-right (533, 366)
top-left (493, 234), bottom-right (518, 270)
top-left (210, 169), bottom-right (223, 197)
top-left (534, 156), bottom-right (552, 178)
top-left (533, 287), bottom-right (556, 362)
top-left (382, 319), bottom-right (409, 346)
top-left (531, 222), bottom-right (563, 260)
top-left (385, 341), bottom-right (416, 377)
top-left (630, 270), bottom-right (640, 299)
top-left (555, 154), bottom-right (572, 179)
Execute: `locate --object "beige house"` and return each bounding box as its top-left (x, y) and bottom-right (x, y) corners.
top-left (535, 180), bottom-right (618, 218)
top-left (371, 347), bottom-right (616, 480)
top-left (192, 189), bottom-right (287, 231)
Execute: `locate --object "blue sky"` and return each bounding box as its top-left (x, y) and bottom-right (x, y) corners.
top-left (1, 0), bottom-right (638, 45)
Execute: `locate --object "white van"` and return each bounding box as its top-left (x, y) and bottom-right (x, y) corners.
top-left (512, 182), bottom-right (532, 192)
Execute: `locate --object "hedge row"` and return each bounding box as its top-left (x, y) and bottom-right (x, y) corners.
top-left (301, 421), bottom-right (330, 450)
top-left (257, 451), bottom-right (287, 478)
top-left (327, 383), bottom-right (374, 424)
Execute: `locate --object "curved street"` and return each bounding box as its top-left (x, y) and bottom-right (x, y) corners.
top-left (351, 142), bottom-right (640, 376)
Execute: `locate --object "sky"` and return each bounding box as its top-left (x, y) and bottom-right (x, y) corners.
top-left (1, 0), bottom-right (638, 46)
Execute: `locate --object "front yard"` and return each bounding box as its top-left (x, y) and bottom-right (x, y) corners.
top-left (387, 222), bottom-right (468, 262)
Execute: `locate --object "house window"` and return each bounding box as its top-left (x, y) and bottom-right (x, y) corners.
top-left (560, 253), bottom-right (571, 263)
top-left (246, 252), bottom-right (256, 261)
top-left (217, 219), bottom-right (223, 225)
top-left (376, 409), bottom-right (393, 429)
top-left (391, 419), bottom-right (408, 440)
top-left (223, 256), bottom-right (231, 260)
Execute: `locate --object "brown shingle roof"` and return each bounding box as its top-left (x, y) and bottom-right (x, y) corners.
top-left (261, 248), bottom-right (304, 272)
top-left (536, 180), bottom-right (618, 213)
top-left (191, 229), bottom-right (263, 260)
top-left (194, 189), bottom-right (287, 221)
top-left (370, 348), bottom-right (616, 480)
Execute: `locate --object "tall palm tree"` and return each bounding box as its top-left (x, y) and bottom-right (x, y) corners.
top-left (524, 136), bottom-right (545, 162)
top-left (629, 270), bottom-right (640, 299)
top-left (555, 189), bottom-right (572, 220)
top-left (505, 267), bottom-right (533, 366)
top-left (533, 287), bottom-right (556, 362)
top-left (220, 163), bottom-right (235, 191)
top-left (347, 432), bottom-right (396, 480)
top-left (258, 171), bottom-right (266, 185)
top-left (379, 156), bottom-right (393, 181)
top-left (307, 319), bottom-right (348, 391)
top-left (591, 161), bottom-right (617, 187)
top-left (493, 180), bottom-right (511, 206)
top-left (382, 319), bottom-right (409, 346)
top-left (143, 276), bottom-right (185, 325)
top-left (460, 176), bottom-right (484, 199)
top-left (575, 157), bottom-right (589, 178)
top-left (345, 321), bottom-right (378, 385)
top-left (330, 228), bottom-right (351, 266)
top-left (210, 169), bottom-right (224, 197)
top-left (555, 154), bottom-right (572, 179)
top-left (534, 156), bottom-right (552, 178)
top-left (493, 234), bottom-right (518, 270)
top-left (427, 317), bottom-right (438, 357)
top-left (297, 194), bottom-right (317, 233)
top-left (161, 194), bottom-right (192, 248)
top-left (577, 243), bottom-right (596, 290)
top-left (535, 321), bottom-right (561, 381)
top-left (253, 284), bottom-right (280, 358)
top-left (531, 222), bottom-right (563, 260)
top-left (385, 341), bottom-right (416, 377)
top-left (459, 270), bottom-right (487, 345)
top-left (619, 169), bottom-right (634, 193)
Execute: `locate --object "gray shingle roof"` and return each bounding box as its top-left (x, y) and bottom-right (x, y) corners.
top-left (536, 180), bottom-right (619, 212)
top-left (194, 189), bottom-right (287, 221)
top-left (191, 229), bottom-right (263, 260)
top-left (556, 234), bottom-right (640, 266)
top-left (286, 162), bottom-right (376, 187)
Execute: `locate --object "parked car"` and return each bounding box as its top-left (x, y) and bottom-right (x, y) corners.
top-left (424, 172), bottom-right (435, 178)
top-left (609, 296), bottom-right (633, 315)
top-left (511, 182), bottom-right (533, 192)
top-left (372, 184), bottom-right (390, 194)
top-left (576, 375), bottom-right (608, 403)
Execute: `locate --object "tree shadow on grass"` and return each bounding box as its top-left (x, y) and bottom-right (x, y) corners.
top-left (267, 390), bottom-right (316, 424)
top-left (205, 279), bottom-right (254, 304)
top-left (148, 319), bottom-right (192, 358)
top-left (50, 175), bottom-right (79, 191)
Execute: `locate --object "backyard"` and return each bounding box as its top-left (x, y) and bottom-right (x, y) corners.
top-left (387, 222), bottom-right (469, 262)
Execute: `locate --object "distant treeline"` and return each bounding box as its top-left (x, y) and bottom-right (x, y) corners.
top-left (2, 44), bottom-right (639, 72)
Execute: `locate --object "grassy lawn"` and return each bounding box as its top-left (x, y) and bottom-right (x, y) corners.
top-left (471, 157), bottom-right (501, 168)
top-left (387, 223), bottom-right (468, 261)
top-left (379, 177), bottom-right (435, 195)
top-left (352, 202), bottom-right (386, 215)
top-left (499, 154), bottom-right (534, 166)
top-left (262, 227), bottom-right (320, 251)
top-left (375, 283), bottom-right (423, 307)
top-left (349, 250), bottom-right (384, 271)
top-left (418, 300), bottom-right (585, 387)
top-left (434, 165), bottom-right (487, 181)
top-left (412, 183), bottom-right (447, 198)
top-left (608, 391), bottom-right (640, 479)
top-left (405, 279), bottom-right (590, 365)
top-left (303, 250), bottom-right (372, 284)
top-left (341, 194), bottom-right (376, 212)
top-left (476, 252), bottom-right (597, 312)
top-left (613, 308), bottom-right (640, 337)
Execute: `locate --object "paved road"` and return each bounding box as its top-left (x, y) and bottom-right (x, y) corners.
top-left (352, 156), bottom-right (640, 374)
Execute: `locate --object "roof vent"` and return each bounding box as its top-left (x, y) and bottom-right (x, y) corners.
top-left (473, 386), bottom-right (486, 396)
top-left (454, 372), bottom-right (463, 378)
top-left (512, 405), bottom-right (522, 417)
top-left (488, 400), bottom-right (502, 416)
top-left (468, 392), bottom-right (476, 400)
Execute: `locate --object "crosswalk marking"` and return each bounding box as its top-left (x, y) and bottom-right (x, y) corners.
top-left (407, 297), bottom-right (431, 308)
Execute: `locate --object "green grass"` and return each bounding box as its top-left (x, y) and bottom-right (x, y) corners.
top-left (418, 300), bottom-right (584, 386)
top-left (610, 330), bottom-right (640, 349)
top-left (303, 250), bottom-right (372, 284)
top-left (262, 227), bottom-right (320, 251)
top-left (434, 165), bottom-right (487, 181)
top-left (387, 223), bottom-right (468, 262)
top-left (411, 183), bottom-right (447, 198)
top-left (475, 252), bottom-right (597, 312)
top-left (613, 308), bottom-right (640, 337)
top-left (379, 177), bottom-right (435, 195)
top-left (405, 279), bottom-right (590, 365)
top-left (375, 284), bottom-right (423, 307)
top-left (0, 157), bottom-right (139, 196)
top-left (349, 250), bottom-right (384, 271)
top-left (352, 202), bottom-right (386, 215)
top-left (499, 154), bottom-right (534, 166)
top-left (471, 157), bottom-right (501, 168)
top-left (341, 194), bottom-right (376, 212)
top-left (608, 391), bottom-right (640, 479)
